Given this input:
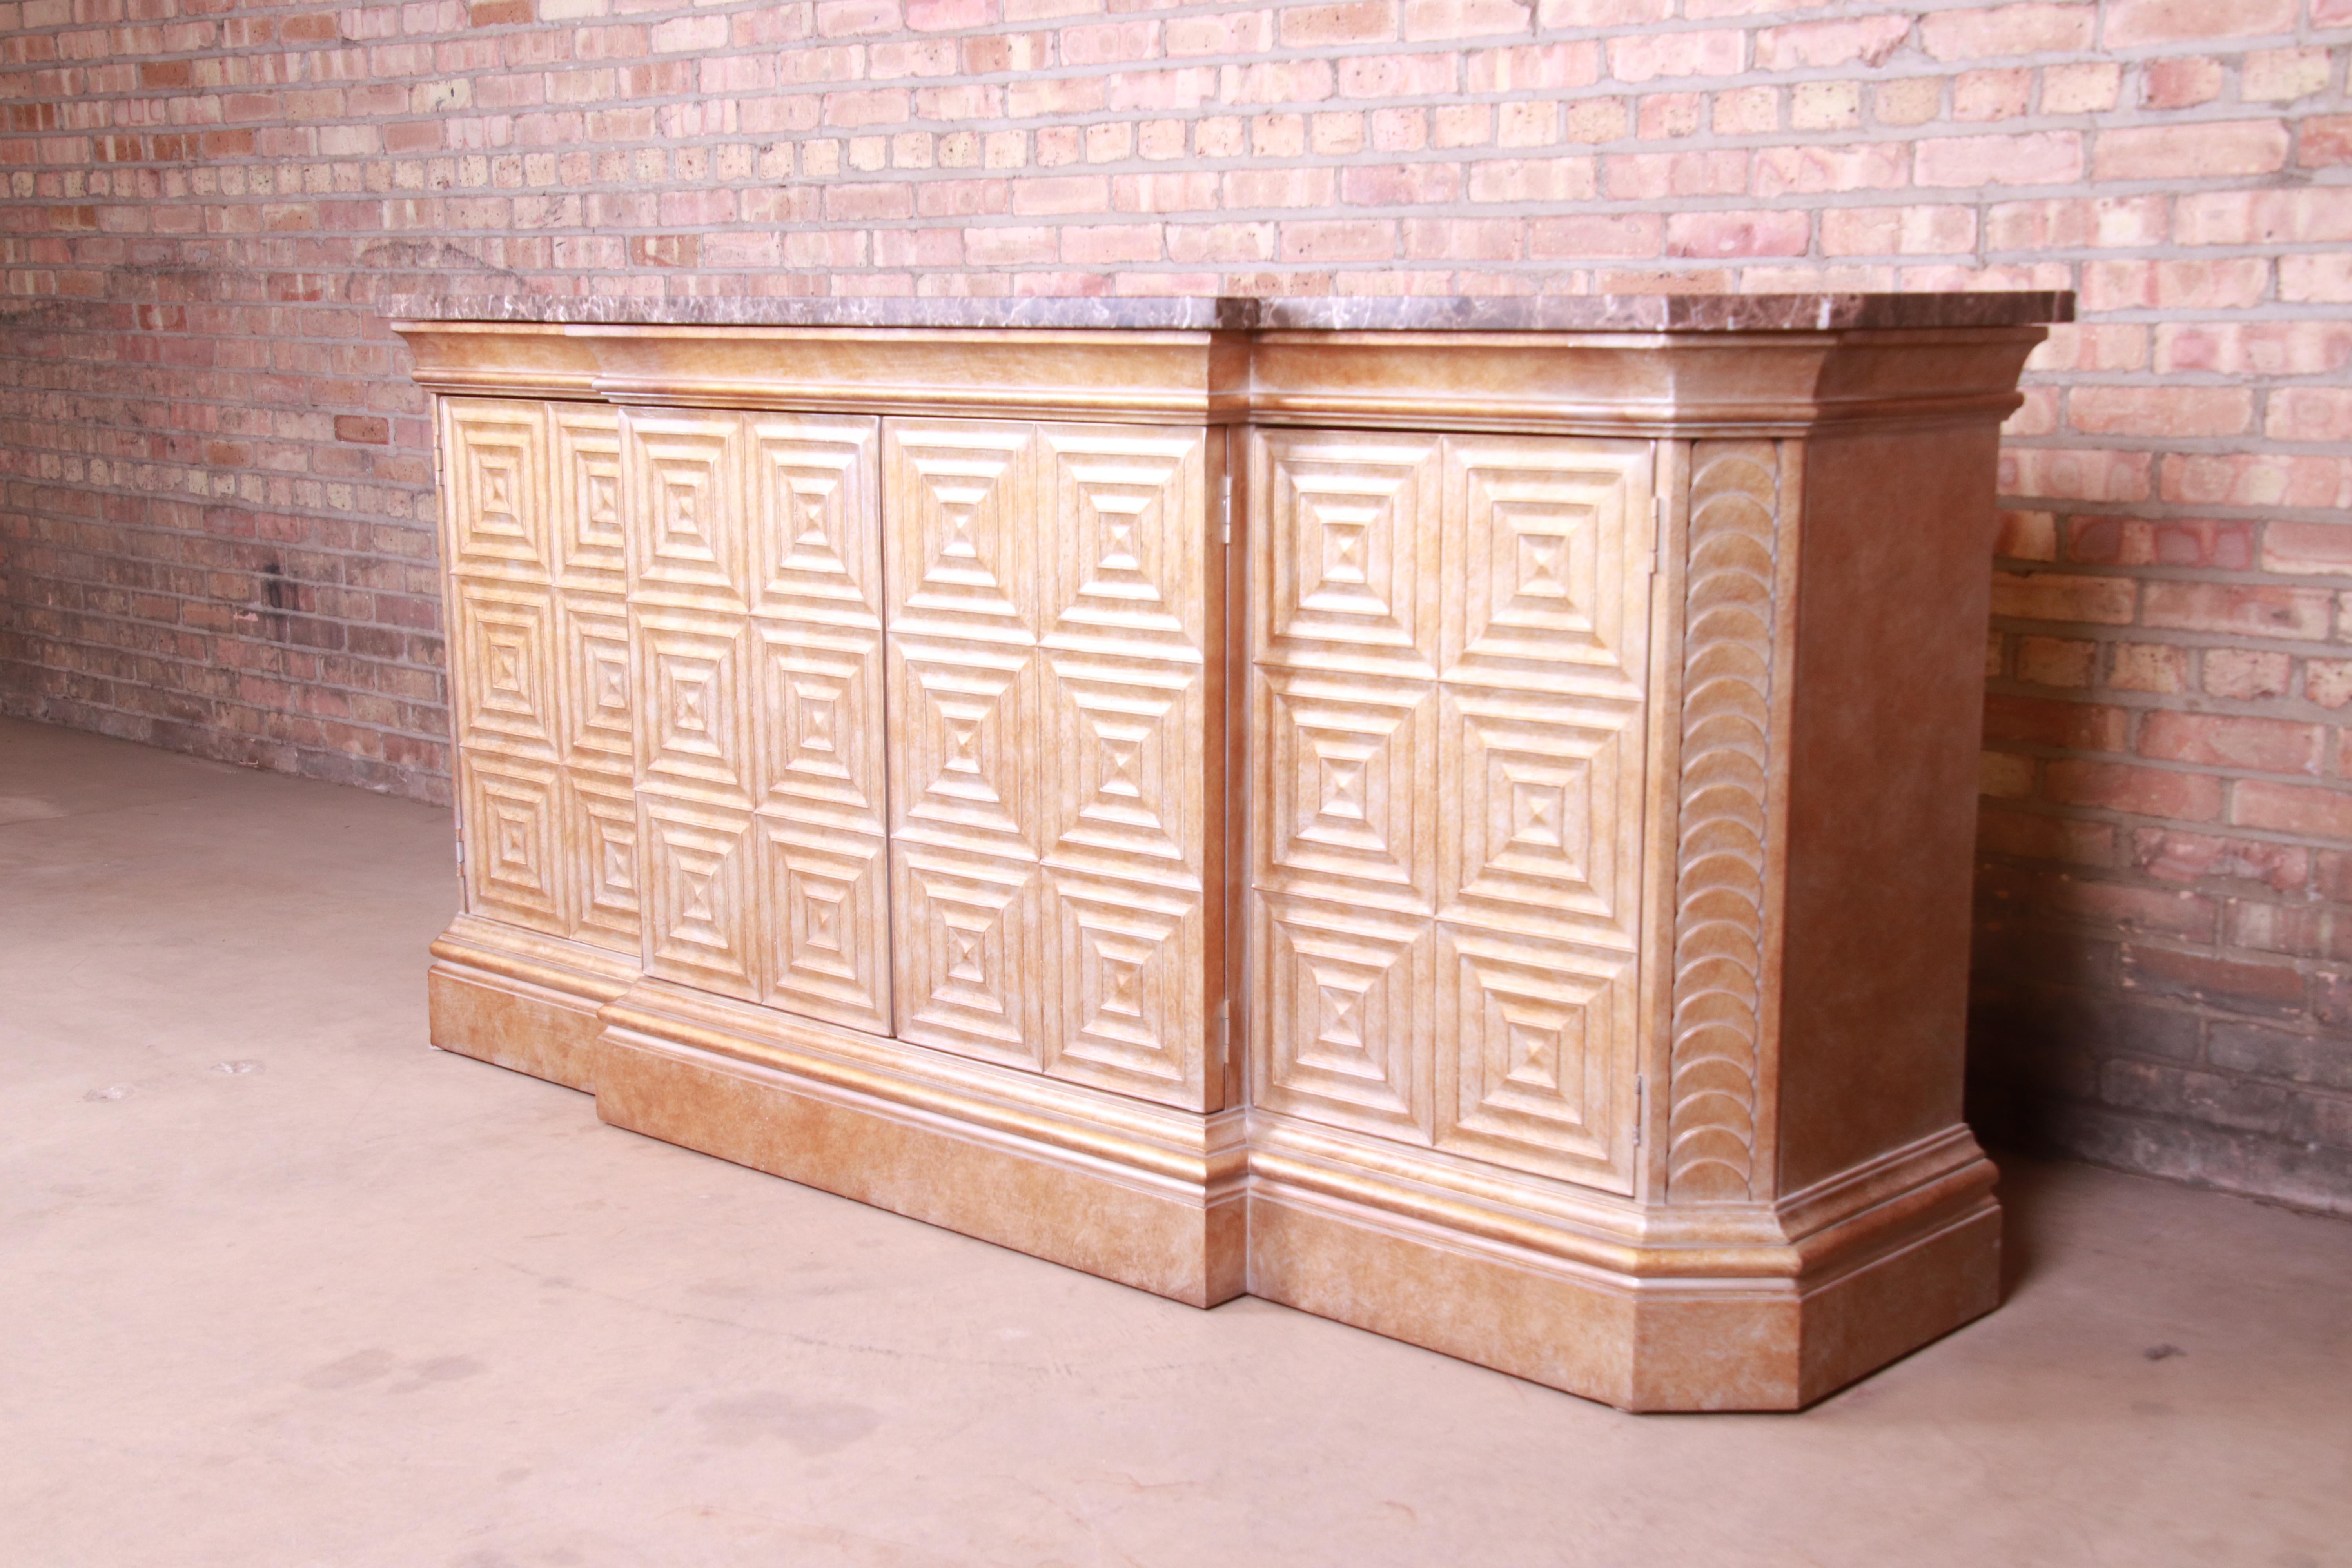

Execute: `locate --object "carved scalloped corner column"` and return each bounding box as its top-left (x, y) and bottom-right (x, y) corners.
top-left (1667, 440), bottom-right (1782, 1205)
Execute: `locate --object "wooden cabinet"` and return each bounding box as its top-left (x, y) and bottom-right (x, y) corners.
top-left (399, 294), bottom-right (2064, 1410)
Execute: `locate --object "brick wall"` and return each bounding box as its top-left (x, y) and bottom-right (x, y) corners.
top-left (3, 0), bottom-right (2348, 1210)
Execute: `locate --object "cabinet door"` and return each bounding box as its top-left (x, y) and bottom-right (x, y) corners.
top-left (620, 409), bottom-right (893, 1028)
top-left (882, 417), bottom-right (1220, 1109)
top-left (1249, 429), bottom-right (1653, 1191)
top-left (445, 397), bottom-right (642, 953)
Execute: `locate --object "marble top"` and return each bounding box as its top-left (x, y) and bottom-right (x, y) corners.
top-left (383, 292), bottom-right (2073, 333)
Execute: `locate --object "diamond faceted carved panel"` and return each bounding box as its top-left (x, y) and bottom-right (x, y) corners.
top-left (1253, 429), bottom-right (1440, 679)
top-left (552, 405), bottom-right (627, 594)
top-left (556, 596), bottom-right (633, 777)
top-left (638, 608), bottom-right (753, 806)
top-left (443, 399), bottom-right (550, 581)
top-left (627, 410), bottom-right (750, 608)
top-left (1252, 893), bottom-right (1434, 1140)
top-left (893, 845), bottom-right (1044, 1068)
top-left (1434, 928), bottom-right (1634, 1180)
top-left (453, 581), bottom-right (559, 762)
top-left (1437, 688), bottom-right (1644, 947)
top-left (885, 419), bottom-right (1039, 647)
top-left (1439, 438), bottom-right (1653, 697)
top-left (1042, 425), bottom-right (1205, 659)
top-left (889, 643), bottom-right (1037, 861)
top-left (561, 769), bottom-right (642, 955)
top-left (642, 799), bottom-right (757, 1002)
top-left (1249, 429), bottom-right (1653, 1180)
top-left (757, 820), bottom-right (891, 1034)
top-left (1042, 870), bottom-right (1202, 1100)
top-left (750, 415), bottom-right (883, 622)
top-left (461, 755), bottom-right (563, 935)
top-left (1255, 668), bottom-right (1435, 916)
top-left (748, 416), bottom-right (887, 838)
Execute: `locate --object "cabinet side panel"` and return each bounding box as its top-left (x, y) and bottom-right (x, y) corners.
top-left (1775, 425), bottom-right (2002, 1194)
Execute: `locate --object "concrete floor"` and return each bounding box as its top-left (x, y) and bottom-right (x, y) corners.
top-left (3, 714), bottom-right (2348, 1568)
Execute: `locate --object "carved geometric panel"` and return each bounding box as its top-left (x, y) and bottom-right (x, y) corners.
top-left (1437, 688), bottom-right (1644, 946)
top-left (757, 820), bottom-right (891, 1035)
top-left (561, 768), bottom-right (641, 955)
top-left (884, 419), bottom-right (1039, 646)
top-left (556, 595), bottom-right (633, 777)
top-left (1041, 870), bottom-right (1200, 1099)
top-left (1249, 429), bottom-right (1654, 1186)
top-left (1252, 893), bottom-right (1433, 1140)
top-left (1439, 437), bottom-right (1651, 696)
top-left (642, 798), bottom-right (756, 1002)
top-left (1041, 425), bottom-right (1205, 659)
top-left (750, 415), bottom-right (883, 623)
top-left (754, 623), bottom-right (886, 830)
top-left (1255, 668), bottom-right (1435, 915)
top-left (1254, 430), bottom-right (1440, 678)
top-left (627, 410), bottom-right (748, 608)
top-left (1434, 927), bottom-right (1632, 1176)
top-left (452, 581), bottom-right (558, 761)
top-left (459, 755), bottom-right (563, 935)
top-left (552, 405), bottom-right (627, 595)
top-left (889, 643), bottom-right (1037, 861)
top-left (891, 844), bottom-right (1043, 1068)
top-left (637, 608), bottom-right (752, 806)
top-left (443, 399), bottom-right (550, 581)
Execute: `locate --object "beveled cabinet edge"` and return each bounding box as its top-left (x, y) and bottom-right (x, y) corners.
top-left (393, 321), bottom-right (2045, 435)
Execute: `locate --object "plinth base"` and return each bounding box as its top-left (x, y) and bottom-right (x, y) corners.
top-left (426, 929), bottom-right (1998, 1410)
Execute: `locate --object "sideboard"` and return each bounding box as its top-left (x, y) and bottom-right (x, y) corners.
top-left (390, 292), bottom-right (2068, 1410)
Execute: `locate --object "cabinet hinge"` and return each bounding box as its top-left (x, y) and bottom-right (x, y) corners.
top-left (454, 836), bottom-right (465, 869)
top-left (1219, 472), bottom-right (1233, 546)
top-left (434, 444), bottom-right (444, 483)
top-left (1217, 999), bottom-right (1233, 1078)
top-left (1633, 1073), bottom-right (1646, 1146)
top-left (1646, 496), bottom-right (1662, 577)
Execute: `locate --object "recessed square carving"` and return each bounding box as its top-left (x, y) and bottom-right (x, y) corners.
top-left (642, 799), bottom-right (755, 1001)
top-left (1434, 927), bottom-right (1630, 1178)
top-left (460, 755), bottom-right (561, 935)
top-left (454, 583), bottom-right (558, 761)
top-left (445, 400), bottom-right (549, 580)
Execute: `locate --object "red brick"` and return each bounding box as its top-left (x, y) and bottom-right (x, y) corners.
top-left (2235, 781), bottom-right (2352, 840)
top-left (2094, 121), bottom-right (2290, 182)
top-left (2045, 760), bottom-right (2223, 821)
top-left (2104, 0), bottom-right (2297, 46)
top-left (2143, 582), bottom-right (2333, 642)
top-left (2139, 711), bottom-right (2323, 777)
top-left (1915, 132), bottom-right (2083, 187)
top-left (2067, 385), bottom-right (2250, 438)
top-left (2120, 945), bottom-right (2306, 1015)
top-left (1919, 3), bottom-right (2095, 61)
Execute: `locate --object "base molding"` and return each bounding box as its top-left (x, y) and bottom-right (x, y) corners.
top-left (425, 928), bottom-right (1999, 1408)
top-left (426, 915), bottom-right (633, 1092)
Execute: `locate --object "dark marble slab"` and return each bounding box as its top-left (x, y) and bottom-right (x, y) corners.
top-left (383, 291), bottom-right (2073, 332)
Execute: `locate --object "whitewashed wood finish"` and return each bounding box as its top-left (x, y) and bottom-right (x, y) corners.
top-left (880, 417), bottom-right (1218, 1107)
top-left (746, 415), bottom-right (893, 1034)
top-left (442, 400), bottom-right (653, 962)
top-left (1249, 429), bottom-right (1653, 1187)
top-left (1038, 425), bottom-right (1212, 1105)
